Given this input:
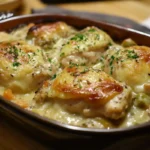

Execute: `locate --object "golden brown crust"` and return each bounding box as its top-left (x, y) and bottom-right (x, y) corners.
top-left (27, 21), bottom-right (76, 49)
top-left (130, 46), bottom-right (150, 62)
top-left (42, 66), bottom-right (133, 119)
top-left (0, 41), bottom-right (50, 93)
top-left (52, 67), bottom-right (123, 106)
top-left (28, 22), bottom-right (66, 36)
top-left (102, 45), bottom-right (150, 94)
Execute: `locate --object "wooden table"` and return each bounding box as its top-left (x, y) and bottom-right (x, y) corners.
top-left (1, 0), bottom-right (150, 149)
top-left (21, 0), bottom-right (150, 22)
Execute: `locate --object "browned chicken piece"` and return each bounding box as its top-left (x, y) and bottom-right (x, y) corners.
top-left (60, 26), bottom-right (114, 67)
top-left (102, 45), bottom-right (150, 95)
top-left (27, 21), bottom-right (76, 49)
top-left (34, 66), bottom-right (133, 120)
top-left (0, 41), bottom-right (50, 93)
top-left (0, 23), bottom-right (34, 42)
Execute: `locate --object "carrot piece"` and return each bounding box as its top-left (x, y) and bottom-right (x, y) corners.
top-left (43, 80), bottom-right (49, 87)
top-left (3, 89), bottom-right (14, 100)
top-left (17, 101), bottom-right (28, 109)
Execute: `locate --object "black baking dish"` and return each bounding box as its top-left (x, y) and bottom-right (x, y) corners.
top-left (0, 14), bottom-right (150, 150)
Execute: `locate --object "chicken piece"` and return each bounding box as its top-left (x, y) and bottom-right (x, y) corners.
top-left (121, 38), bottom-right (137, 47)
top-left (102, 45), bottom-right (150, 95)
top-left (0, 41), bottom-right (50, 93)
top-left (34, 66), bottom-right (133, 120)
top-left (0, 24), bottom-right (34, 42)
top-left (27, 21), bottom-right (76, 49)
top-left (11, 23), bottom-right (34, 40)
top-left (60, 26), bottom-right (114, 67)
top-left (0, 32), bottom-right (14, 42)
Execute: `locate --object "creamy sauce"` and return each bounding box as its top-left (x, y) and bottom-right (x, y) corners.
top-left (31, 101), bottom-right (113, 129)
top-left (30, 99), bottom-right (150, 128)
top-left (120, 106), bottom-right (150, 127)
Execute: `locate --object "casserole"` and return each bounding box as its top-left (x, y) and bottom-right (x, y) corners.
top-left (0, 14), bottom-right (150, 149)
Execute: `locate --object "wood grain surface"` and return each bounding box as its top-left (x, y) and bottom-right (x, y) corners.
top-left (20, 0), bottom-right (150, 22)
top-left (0, 0), bottom-right (150, 149)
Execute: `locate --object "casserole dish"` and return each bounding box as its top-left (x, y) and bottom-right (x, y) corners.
top-left (0, 14), bottom-right (150, 150)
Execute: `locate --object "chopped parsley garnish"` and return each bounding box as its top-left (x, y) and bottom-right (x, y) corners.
top-left (37, 49), bottom-right (41, 52)
top-left (127, 50), bottom-right (139, 59)
top-left (110, 66), bottom-right (113, 75)
top-left (109, 55), bottom-right (115, 66)
top-left (88, 28), bottom-right (96, 32)
top-left (12, 62), bottom-right (21, 67)
top-left (81, 63), bottom-right (86, 66)
top-left (116, 50), bottom-right (120, 55)
top-left (108, 42), bottom-right (112, 46)
top-left (8, 48), bottom-right (13, 54)
top-left (48, 58), bottom-right (52, 62)
top-left (71, 34), bottom-right (87, 41)
top-left (60, 52), bottom-right (65, 57)
top-left (51, 74), bottom-right (57, 80)
top-left (75, 45), bottom-right (80, 50)
top-left (8, 46), bottom-right (19, 59)
top-left (108, 55), bottom-right (115, 75)
top-left (33, 52), bottom-right (36, 56)
top-left (13, 47), bottom-right (19, 59)
top-left (69, 62), bottom-right (79, 68)
top-left (100, 56), bottom-right (104, 62)
top-left (81, 67), bottom-right (89, 74)
top-left (28, 54), bottom-right (31, 58)
top-left (95, 34), bottom-right (100, 40)
top-left (49, 67), bottom-right (52, 71)
top-left (79, 83), bottom-right (82, 89)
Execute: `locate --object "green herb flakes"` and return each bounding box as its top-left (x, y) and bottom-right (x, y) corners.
top-left (48, 58), bottom-right (52, 62)
top-left (12, 62), bottom-right (21, 67)
top-left (60, 52), bottom-right (65, 57)
top-left (127, 50), bottom-right (139, 59)
top-left (51, 74), bottom-right (57, 80)
top-left (88, 28), bottom-right (96, 32)
top-left (71, 34), bottom-right (86, 42)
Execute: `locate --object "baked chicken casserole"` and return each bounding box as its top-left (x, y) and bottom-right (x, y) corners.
top-left (0, 21), bottom-right (150, 129)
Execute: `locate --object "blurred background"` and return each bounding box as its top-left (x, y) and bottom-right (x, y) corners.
top-left (0, 0), bottom-right (150, 23)
top-left (1, 0), bottom-right (150, 31)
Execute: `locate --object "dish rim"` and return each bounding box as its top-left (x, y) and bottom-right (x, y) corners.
top-left (1, 14), bottom-right (150, 36)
